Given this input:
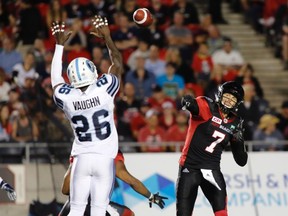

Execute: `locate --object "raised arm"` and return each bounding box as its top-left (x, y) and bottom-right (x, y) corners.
top-left (90, 15), bottom-right (123, 79)
top-left (50, 22), bottom-right (72, 90)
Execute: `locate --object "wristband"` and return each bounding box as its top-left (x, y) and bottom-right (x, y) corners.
top-left (148, 193), bottom-right (153, 200)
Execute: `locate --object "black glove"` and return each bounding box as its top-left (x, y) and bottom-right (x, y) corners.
top-left (232, 119), bottom-right (244, 143)
top-left (149, 192), bottom-right (168, 209)
top-left (0, 180), bottom-right (16, 201)
top-left (181, 95), bottom-right (194, 111)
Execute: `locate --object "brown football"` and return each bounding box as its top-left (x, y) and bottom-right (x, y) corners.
top-left (133, 8), bottom-right (153, 27)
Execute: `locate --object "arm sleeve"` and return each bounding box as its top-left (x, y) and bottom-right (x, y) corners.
top-left (230, 139), bottom-right (248, 167)
top-left (51, 45), bottom-right (65, 88)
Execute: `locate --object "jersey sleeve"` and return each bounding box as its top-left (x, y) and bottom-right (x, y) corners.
top-left (195, 96), bottom-right (213, 120)
top-left (101, 74), bottom-right (120, 98)
top-left (53, 83), bottom-right (73, 110)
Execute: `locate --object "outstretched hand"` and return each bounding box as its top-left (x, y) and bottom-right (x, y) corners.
top-left (51, 21), bottom-right (72, 45)
top-left (233, 119), bottom-right (245, 143)
top-left (90, 15), bottom-right (110, 39)
top-left (149, 192), bottom-right (168, 209)
top-left (1, 182), bottom-right (16, 201)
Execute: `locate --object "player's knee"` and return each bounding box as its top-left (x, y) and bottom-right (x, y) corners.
top-left (214, 210), bottom-right (228, 216)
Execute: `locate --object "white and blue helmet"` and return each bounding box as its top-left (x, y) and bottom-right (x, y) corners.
top-left (67, 57), bottom-right (98, 88)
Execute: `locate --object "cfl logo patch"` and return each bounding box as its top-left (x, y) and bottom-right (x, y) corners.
top-left (212, 116), bottom-right (222, 125)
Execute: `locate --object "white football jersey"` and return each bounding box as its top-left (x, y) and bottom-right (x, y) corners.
top-left (53, 74), bottom-right (120, 158)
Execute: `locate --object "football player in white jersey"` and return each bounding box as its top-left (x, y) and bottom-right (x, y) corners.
top-left (50, 15), bottom-right (123, 216)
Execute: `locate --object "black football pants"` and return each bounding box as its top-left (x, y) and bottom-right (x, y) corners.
top-left (176, 166), bottom-right (227, 216)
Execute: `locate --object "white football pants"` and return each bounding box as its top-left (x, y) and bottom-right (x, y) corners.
top-left (68, 153), bottom-right (115, 216)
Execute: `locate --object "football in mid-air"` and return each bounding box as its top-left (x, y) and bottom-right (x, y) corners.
top-left (133, 8), bottom-right (153, 27)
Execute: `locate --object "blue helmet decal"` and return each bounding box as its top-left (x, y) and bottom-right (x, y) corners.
top-left (86, 60), bottom-right (95, 73)
top-left (75, 58), bottom-right (82, 81)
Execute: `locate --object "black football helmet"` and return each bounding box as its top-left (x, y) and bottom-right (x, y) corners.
top-left (216, 81), bottom-right (244, 114)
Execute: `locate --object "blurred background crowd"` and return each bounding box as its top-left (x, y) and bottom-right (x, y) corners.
top-left (0, 0), bottom-right (287, 156)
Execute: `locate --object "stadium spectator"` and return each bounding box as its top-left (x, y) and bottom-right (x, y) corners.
top-left (206, 25), bottom-right (225, 54)
top-left (140, 16), bottom-right (166, 48)
top-left (115, 82), bottom-right (141, 143)
top-left (144, 44), bottom-right (166, 78)
top-left (111, 13), bottom-right (138, 65)
top-left (46, 0), bottom-right (67, 30)
top-left (281, 16), bottom-right (288, 70)
top-left (169, 0), bottom-right (200, 25)
top-left (156, 62), bottom-right (185, 100)
top-left (212, 37), bottom-right (245, 81)
top-left (127, 38), bottom-right (150, 71)
top-left (208, 0), bottom-right (228, 24)
top-left (98, 58), bottom-right (111, 76)
top-left (238, 83), bottom-right (267, 140)
top-left (64, 0), bottom-right (86, 25)
top-left (91, 46), bottom-right (104, 69)
top-left (148, 0), bottom-right (171, 29)
top-left (0, 105), bottom-right (10, 142)
top-left (84, 0), bottom-right (116, 24)
top-left (165, 11), bottom-right (193, 60)
top-left (125, 53), bottom-right (156, 100)
top-left (137, 109), bottom-right (166, 152)
top-left (35, 50), bottom-right (53, 79)
top-left (130, 99), bottom-right (151, 142)
top-left (31, 38), bottom-right (47, 68)
top-left (200, 13), bottom-right (214, 31)
top-left (0, 37), bottom-right (22, 76)
top-left (16, 0), bottom-right (43, 56)
top-left (204, 67), bottom-right (224, 100)
top-left (175, 83), bottom-right (204, 109)
top-left (165, 47), bottom-right (195, 83)
top-left (191, 42), bottom-right (214, 89)
top-left (159, 101), bottom-right (176, 130)
top-left (235, 63), bottom-right (264, 98)
top-left (6, 88), bottom-right (21, 117)
top-left (276, 100), bottom-right (288, 140)
top-left (147, 85), bottom-right (175, 112)
top-left (119, 0), bottom-right (139, 23)
top-left (12, 51), bottom-right (39, 88)
top-left (165, 110), bottom-right (188, 151)
top-left (240, 0), bottom-right (267, 33)
top-left (64, 18), bottom-right (87, 52)
top-left (0, 68), bottom-right (11, 103)
top-left (10, 102), bottom-right (39, 142)
top-left (253, 114), bottom-right (285, 151)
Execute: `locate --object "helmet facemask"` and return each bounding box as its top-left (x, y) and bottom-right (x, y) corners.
top-left (215, 81), bottom-right (244, 115)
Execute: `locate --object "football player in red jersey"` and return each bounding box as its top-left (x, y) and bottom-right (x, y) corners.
top-left (176, 81), bottom-right (248, 216)
top-left (58, 150), bottom-right (167, 216)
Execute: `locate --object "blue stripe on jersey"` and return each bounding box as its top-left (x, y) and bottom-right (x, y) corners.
top-left (54, 96), bottom-right (64, 109)
top-left (75, 58), bottom-right (81, 81)
top-left (107, 75), bottom-right (116, 95)
top-left (110, 77), bottom-right (120, 97)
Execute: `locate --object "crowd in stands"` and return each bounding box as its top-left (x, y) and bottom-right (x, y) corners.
top-left (228, 0), bottom-right (288, 70)
top-left (0, 0), bottom-right (287, 156)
